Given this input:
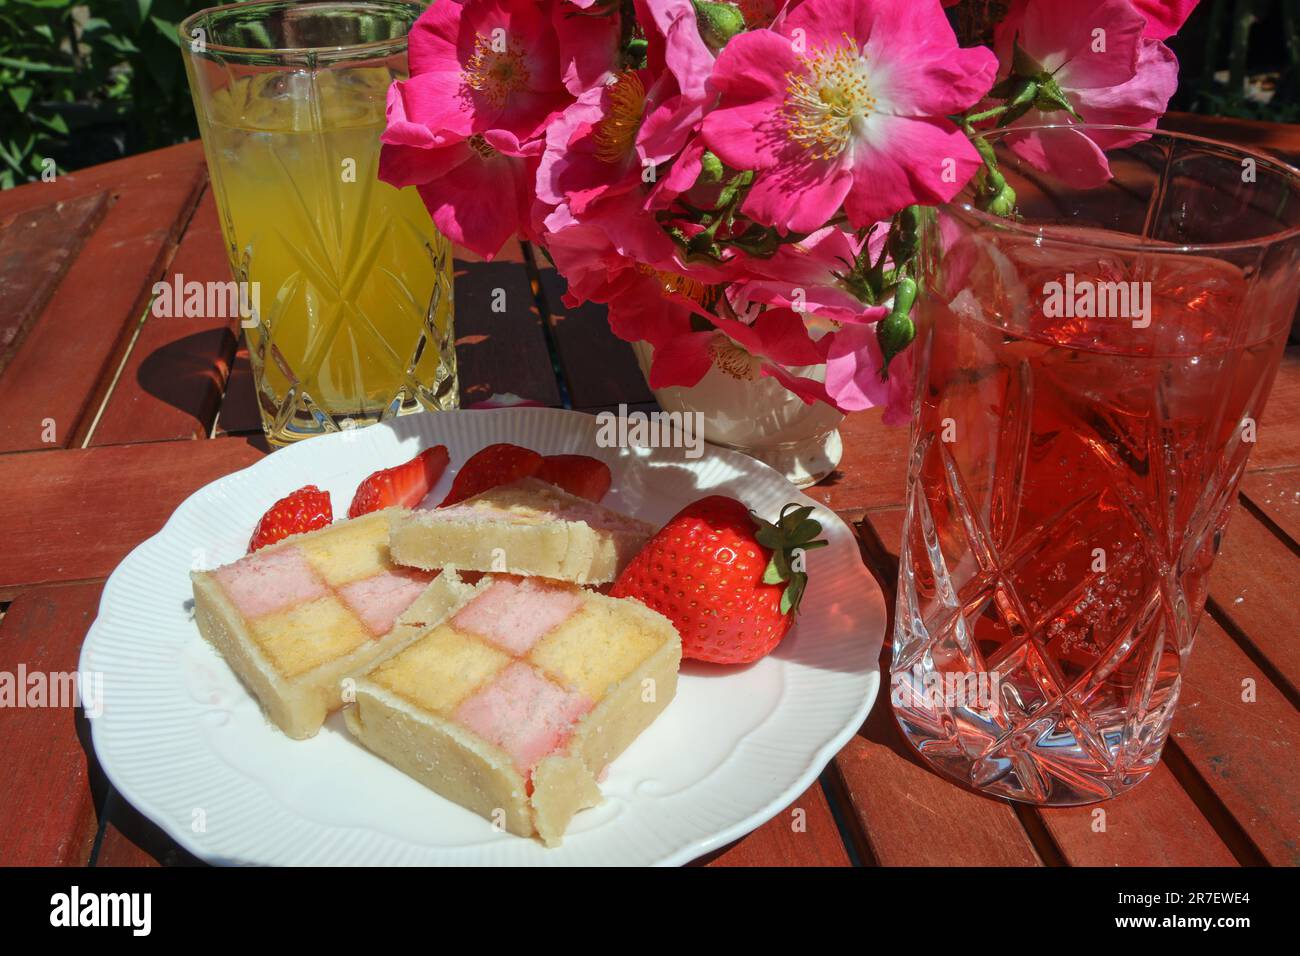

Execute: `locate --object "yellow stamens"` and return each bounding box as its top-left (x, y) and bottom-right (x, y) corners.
top-left (782, 32), bottom-right (877, 161)
top-left (641, 265), bottom-right (719, 306)
top-left (708, 335), bottom-right (761, 381)
top-left (463, 32), bottom-right (531, 106)
top-left (594, 71), bottom-right (647, 163)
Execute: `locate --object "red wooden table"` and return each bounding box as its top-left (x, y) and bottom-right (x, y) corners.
top-left (1, 114), bottom-right (1297, 867)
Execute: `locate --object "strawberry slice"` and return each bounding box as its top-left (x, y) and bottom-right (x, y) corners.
top-left (536, 454), bottom-right (611, 502)
top-left (440, 443), bottom-right (543, 507)
top-left (249, 485), bottom-right (333, 552)
top-left (348, 445), bottom-right (450, 518)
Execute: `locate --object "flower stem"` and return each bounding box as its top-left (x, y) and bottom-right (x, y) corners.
top-left (963, 103), bottom-right (1012, 126)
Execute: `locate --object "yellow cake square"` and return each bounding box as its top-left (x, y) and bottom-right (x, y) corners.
top-left (298, 514), bottom-right (391, 586)
top-left (530, 602), bottom-right (664, 700)
top-left (250, 595), bottom-right (371, 679)
top-left (370, 623), bottom-right (511, 715)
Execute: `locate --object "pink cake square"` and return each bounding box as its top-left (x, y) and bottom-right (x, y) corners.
top-left (338, 568), bottom-right (438, 637)
top-left (212, 546), bottom-right (328, 620)
top-left (452, 662), bottom-right (592, 775)
top-left (452, 576), bottom-right (583, 656)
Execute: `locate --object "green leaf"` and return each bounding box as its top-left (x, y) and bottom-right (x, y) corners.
top-left (780, 574), bottom-right (806, 617)
top-left (150, 16), bottom-right (181, 48)
top-left (788, 518), bottom-right (823, 544)
top-left (0, 55), bottom-right (73, 73)
top-left (764, 548), bottom-right (790, 585)
top-left (8, 86), bottom-right (33, 111)
top-left (32, 110), bottom-right (68, 134)
top-left (779, 505), bottom-right (814, 529)
top-left (94, 33), bottom-right (141, 55)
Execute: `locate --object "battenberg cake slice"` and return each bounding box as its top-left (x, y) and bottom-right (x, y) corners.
top-left (344, 574), bottom-right (682, 846)
top-left (389, 477), bottom-right (654, 584)
top-left (191, 509), bottom-right (474, 739)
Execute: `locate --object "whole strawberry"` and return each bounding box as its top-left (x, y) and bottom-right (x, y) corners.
top-left (610, 496), bottom-right (826, 664)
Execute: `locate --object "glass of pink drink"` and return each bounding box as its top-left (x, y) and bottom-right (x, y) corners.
top-left (891, 126), bottom-right (1300, 804)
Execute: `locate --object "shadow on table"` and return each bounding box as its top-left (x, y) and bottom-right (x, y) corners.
top-left (76, 704), bottom-right (207, 866)
top-left (134, 326), bottom-right (240, 435)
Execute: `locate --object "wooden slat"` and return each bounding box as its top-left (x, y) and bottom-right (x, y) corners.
top-left (831, 713), bottom-right (1045, 866)
top-left (0, 582), bottom-right (105, 865)
top-left (701, 784), bottom-right (851, 867)
top-left (454, 256), bottom-right (563, 408)
top-left (1246, 351), bottom-right (1300, 472)
top-left (1240, 467), bottom-right (1300, 550)
top-left (0, 191), bottom-right (110, 375)
top-left (0, 436), bottom-right (267, 596)
top-left (91, 187), bottom-right (240, 445)
top-left (0, 163), bottom-right (207, 452)
top-left (1161, 112), bottom-right (1300, 164)
top-left (804, 409), bottom-right (910, 517)
top-left (0, 140), bottom-right (205, 219)
top-left (1170, 616), bottom-right (1300, 866)
top-left (1034, 763), bottom-right (1238, 866)
top-left (534, 268), bottom-right (653, 411)
top-left (1208, 505), bottom-right (1300, 697)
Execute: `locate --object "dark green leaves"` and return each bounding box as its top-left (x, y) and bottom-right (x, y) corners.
top-left (1, 0), bottom-right (206, 189)
top-left (750, 503), bottom-right (826, 619)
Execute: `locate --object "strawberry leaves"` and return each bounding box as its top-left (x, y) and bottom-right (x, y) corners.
top-left (751, 503), bottom-right (827, 617)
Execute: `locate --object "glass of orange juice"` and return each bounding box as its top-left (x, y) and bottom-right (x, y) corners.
top-left (180, 0), bottom-right (456, 445)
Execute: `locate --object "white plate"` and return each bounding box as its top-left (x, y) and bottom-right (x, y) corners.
top-left (80, 407), bottom-right (884, 866)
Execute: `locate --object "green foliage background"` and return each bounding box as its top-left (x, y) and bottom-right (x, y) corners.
top-left (0, 0), bottom-right (209, 188)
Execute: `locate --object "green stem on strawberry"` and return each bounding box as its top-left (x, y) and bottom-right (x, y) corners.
top-left (751, 503), bottom-right (828, 616)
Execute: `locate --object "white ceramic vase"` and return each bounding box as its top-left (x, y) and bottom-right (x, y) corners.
top-left (630, 341), bottom-right (844, 488)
